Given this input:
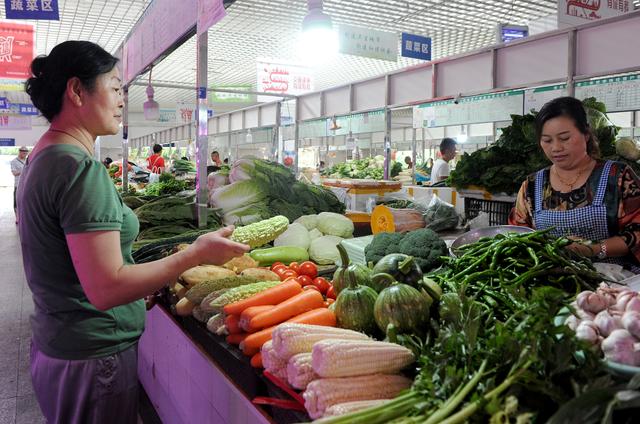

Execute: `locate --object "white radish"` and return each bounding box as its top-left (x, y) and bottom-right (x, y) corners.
top-left (575, 321), bottom-right (600, 345)
top-left (594, 310), bottom-right (623, 337)
top-left (621, 310), bottom-right (640, 339)
top-left (601, 329), bottom-right (640, 366)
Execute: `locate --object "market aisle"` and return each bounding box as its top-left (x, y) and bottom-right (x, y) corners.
top-left (0, 154), bottom-right (45, 424)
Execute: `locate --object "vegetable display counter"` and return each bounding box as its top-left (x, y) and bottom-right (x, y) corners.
top-left (138, 304), bottom-right (310, 424)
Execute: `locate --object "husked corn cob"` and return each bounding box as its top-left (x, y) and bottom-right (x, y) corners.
top-left (230, 215), bottom-right (289, 248)
top-left (286, 353), bottom-right (318, 390)
top-left (261, 341), bottom-right (287, 381)
top-left (206, 314), bottom-right (225, 334)
top-left (323, 399), bottom-right (391, 417)
top-left (206, 281), bottom-right (280, 313)
top-left (303, 374), bottom-right (411, 420)
top-left (272, 323), bottom-right (371, 360)
top-left (312, 339), bottom-right (414, 378)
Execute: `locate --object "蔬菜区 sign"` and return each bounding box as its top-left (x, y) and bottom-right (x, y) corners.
top-left (401, 33), bottom-right (431, 61)
top-left (4, 0), bottom-right (59, 20)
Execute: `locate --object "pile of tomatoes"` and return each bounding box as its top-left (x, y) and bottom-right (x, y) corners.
top-left (270, 261), bottom-right (337, 304)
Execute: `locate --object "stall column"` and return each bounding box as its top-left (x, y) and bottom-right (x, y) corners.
top-left (122, 87), bottom-right (129, 193)
top-left (196, 31), bottom-right (209, 228)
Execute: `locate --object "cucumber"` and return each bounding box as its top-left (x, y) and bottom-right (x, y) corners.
top-left (249, 246), bottom-right (309, 266)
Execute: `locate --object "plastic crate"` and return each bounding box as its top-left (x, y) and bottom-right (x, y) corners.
top-left (464, 197), bottom-right (514, 226)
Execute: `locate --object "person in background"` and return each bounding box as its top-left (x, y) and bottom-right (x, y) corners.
top-left (146, 143), bottom-right (165, 174)
top-left (11, 146), bottom-right (29, 223)
top-left (102, 156), bottom-right (113, 168)
top-left (509, 96), bottom-right (640, 273)
top-left (21, 40), bottom-right (249, 423)
top-left (430, 138), bottom-right (457, 183)
top-left (211, 150), bottom-right (222, 167)
top-left (223, 158), bottom-right (229, 165)
top-left (318, 160), bottom-right (326, 173)
top-left (404, 156), bottom-right (413, 169)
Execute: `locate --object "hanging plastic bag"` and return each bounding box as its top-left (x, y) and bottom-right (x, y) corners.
top-left (423, 194), bottom-right (459, 232)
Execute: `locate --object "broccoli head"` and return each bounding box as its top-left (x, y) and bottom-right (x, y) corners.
top-left (397, 228), bottom-right (447, 272)
top-left (364, 232), bottom-right (405, 265)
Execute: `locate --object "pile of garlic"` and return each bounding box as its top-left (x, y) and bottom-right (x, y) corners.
top-left (566, 283), bottom-right (640, 366)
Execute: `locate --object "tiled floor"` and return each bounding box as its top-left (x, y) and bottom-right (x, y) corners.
top-left (0, 159), bottom-right (45, 423)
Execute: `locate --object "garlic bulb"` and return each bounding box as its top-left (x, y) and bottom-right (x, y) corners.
top-left (575, 321), bottom-right (600, 345)
top-left (613, 290), bottom-right (636, 312)
top-left (565, 315), bottom-right (581, 331)
top-left (626, 296), bottom-right (640, 313)
top-left (601, 329), bottom-right (640, 366)
top-left (594, 310), bottom-right (622, 337)
top-left (576, 291), bottom-right (607, 314)
top-left (622, 310), bottom-right (640, 339)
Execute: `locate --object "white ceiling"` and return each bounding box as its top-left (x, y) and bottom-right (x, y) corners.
top-left (3, 0), bottom-right (640, 115)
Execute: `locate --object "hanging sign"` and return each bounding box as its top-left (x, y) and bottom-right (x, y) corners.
top-left (0, 138), bottom-right (15, 146)
top-left (557, 0), bottom-right (631, 27)
top-left (338, 24), bottom-right (397, 62)
top-left (524, 84), bottom-right (567, 113)
top-left (414, 91), bottom-right (524, 128)
top-left (211, 85), bottom-right (253, 103)
top-left (18, 103), bottom-right (38, 115)
top-left (0, 21), bottom-right (34, 80)
top-left (401, 33), bottom-right (431, 61)
top-left (4, 0), bottom-right (59, 20)
top-left (175, 102), bottom-right (213, 124)
top-left (0, 97), bottom-right (7, 109)
top-left (197, 0), bottom-right (226, 35)
top-left (575, 74), bottom-right (640, 112)
top-left (0, 115), bottom-right (31, 129)
top-left (256, 61), bottom-right (314, 102)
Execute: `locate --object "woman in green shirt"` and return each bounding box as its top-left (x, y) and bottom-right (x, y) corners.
top-left (19, 41), bottom-right (249, 423)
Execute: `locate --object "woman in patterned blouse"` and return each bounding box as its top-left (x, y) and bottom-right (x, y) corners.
top-left (509, 96), bottom-right (640, 273)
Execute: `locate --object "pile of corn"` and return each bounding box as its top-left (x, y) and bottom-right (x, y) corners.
top-left (265, 323), bottom-right (415, 420)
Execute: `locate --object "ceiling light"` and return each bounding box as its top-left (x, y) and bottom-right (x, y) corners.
top-left (246, 129), bottom-right (253, 144)
top-left (457, 125), bottom-right (468, 143)
top-left (299, 0), bottom-right (338, 65)
top-left (143, 68), bottom-right (160, 121)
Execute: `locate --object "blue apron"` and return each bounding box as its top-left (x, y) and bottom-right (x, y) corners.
top-left (534, 160), bottom-right (638, 273)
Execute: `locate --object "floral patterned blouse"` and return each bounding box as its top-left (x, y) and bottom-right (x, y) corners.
top-left (508, 160), bottom-right (640, 265)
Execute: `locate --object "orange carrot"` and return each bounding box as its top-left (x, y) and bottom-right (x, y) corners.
top-left (224, 280), bottom-right (302, 316)
top-left (251, 352), bottom-right (263, 368)
top-left (250, 290), bottom-right (325, 330)
top-left (240, 305), bottom-right (275, 332)
top-left (226, 332), bottom-right (248, 345)
top-left (243, 346), bottom-right (260, 357)
top-left (224, 314), bottom-right (242, 335)
top-left (240, 307), bottom-right (336, 353)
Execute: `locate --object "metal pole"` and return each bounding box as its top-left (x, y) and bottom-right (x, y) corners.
top-left (273, 102), bottom-right (282, 161)
top-left (383, 108), bottom-right (391, 180)
top-left (195, 31), bottom-right (208, 228)
top-left (567, 30), bottom-right (577, 97)
top-left (294, 99), bottom-right (300, 175)
top-left (122, 87), bottom-right (129, 193)
top-left (411, 128), bottom-right (417, 185)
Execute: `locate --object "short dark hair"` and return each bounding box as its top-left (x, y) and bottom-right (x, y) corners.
top-left (223, 158), bottom-right (229, 164)
top-left (103, 157), bottom-right (113, 165)
top-left (440, 138), bottom-right (457, 154)
top-left (211, 151), bottom-right (219, 156)
top-left (25, 41), bottom-right (118, 122)
top-left (535, 96), bottom-right (600, 158)
top-left (152, 144), bottom-right (162, 154)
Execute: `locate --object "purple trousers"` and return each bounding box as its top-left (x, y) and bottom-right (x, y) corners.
top-left (30, 341), bottom-right (139, 424)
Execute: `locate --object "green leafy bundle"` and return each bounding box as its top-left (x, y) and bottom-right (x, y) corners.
top-left (144, 173), bottom-right (187, 196)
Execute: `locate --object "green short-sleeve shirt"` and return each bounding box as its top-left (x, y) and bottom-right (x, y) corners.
top-left (18, 144), bottom-right (145, 360)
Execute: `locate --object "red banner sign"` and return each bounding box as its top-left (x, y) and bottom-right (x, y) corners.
top-left (0, 21), bottom-right (35, 80)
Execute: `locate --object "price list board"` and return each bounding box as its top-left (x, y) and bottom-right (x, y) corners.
top-left (413, 90), bottom-right (524, 128)
top-left (333, 110), bottom-right (386, 136)
top-left (299, 119), bottom-right (329, 138)
top-left (575, 74), bottom-right (640, 113)
top-left (524, 84), bottom-right (567, 114)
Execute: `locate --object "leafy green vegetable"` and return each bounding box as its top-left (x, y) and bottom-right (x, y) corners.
top-left (144, 173), bottom-right (187, 196)
top-left (397, 228), bottom-right (447, 272)
top-left (364, 232), bottom-right (405, 265)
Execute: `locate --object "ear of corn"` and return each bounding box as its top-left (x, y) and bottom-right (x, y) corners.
top-left (271, 323), bottom-right (371, 361)
top-left (204, 281), bottom-right (281, 314)
top-left (230, 215), bottom-right (289, 248)
top-left (303, 374), bottom-right (411, 420)
top-left (323, 399), bottom-right (391, 417)
top-left (261, 340), bottom-right (287, 381)
top-left (286, 353), bottom-right (317, 390)
top-left (312, 339), bottom-right (415, 378)
top-left (185, 276), bottom-right (258, 304)
top-left (191, 305), bottom-right (214, 323)
top-left (206, 314), bottom-right (225, 334)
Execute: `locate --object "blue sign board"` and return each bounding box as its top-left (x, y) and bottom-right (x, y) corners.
top-left (0, 138), bottom-right (16, 146)
top-left (401, 33), bottom-right (431, 61)
top-left (18, 104), bottom-right (38, 115)
top-left (0, 98), bottom-right (7, 109)
top-left (498, 24), bottom-right (528, 43)
top-left (5, 0), bottom-right (60, 20)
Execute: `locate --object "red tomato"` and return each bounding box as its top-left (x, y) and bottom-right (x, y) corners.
top-left (312, 277), bottom-right (331, 295)
top-left (283, 277), bottom-right (301, 285)
top-left (324, 298), bottom-right (335, 307)
top-left (288, 262), bottom-right (300, 273)
top-left (281, 269), bottom-right (299, 281)
top-left (303, 285), bottom-right (321, 292)
top-left (326, 285), bottom-right (337, 300)
top-left (298, 261), bottom-right (318, 279)
top-left (283, 156), bottom-right (294, 166)
top-left (272, 266), bottom-right (289, 279)
top-left (297, 275), bottom-right (314, 287)
top-left (270, 262), bottom-right (285, 271)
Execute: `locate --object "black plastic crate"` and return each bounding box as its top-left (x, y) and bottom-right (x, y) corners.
top-left (464, 197), bottom-right (514, 226)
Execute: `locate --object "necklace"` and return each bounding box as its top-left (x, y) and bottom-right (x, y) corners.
top-left (552, 159), bottom-right (593, 191)
top-left (48, 128), bottom-right (93, 154)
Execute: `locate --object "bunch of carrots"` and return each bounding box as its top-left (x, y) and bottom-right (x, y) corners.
top-left (221, 279), bottom-right (337, 368)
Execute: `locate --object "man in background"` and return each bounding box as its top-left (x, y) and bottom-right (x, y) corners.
top-left (11, 146), bottom-right (28, 223)
top-left (147, 144), bottom-right (166, 174)
top-left (430, 138), bottom-right (457, 184)
top-left (211, 151), bottom-right (222, 167)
